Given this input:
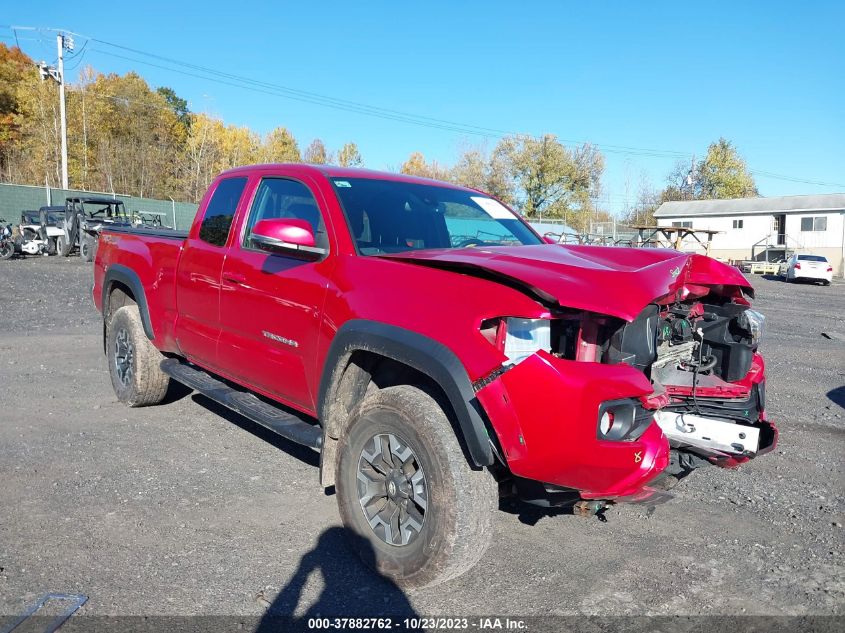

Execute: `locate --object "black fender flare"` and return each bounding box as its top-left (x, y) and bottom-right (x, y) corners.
top-left (317, 319), bottom-right (494, 467)
top-left (101, 264), bottom-right (155, 340)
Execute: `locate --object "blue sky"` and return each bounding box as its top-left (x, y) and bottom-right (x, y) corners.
top-left (3, 1), bottom-right (843, 211)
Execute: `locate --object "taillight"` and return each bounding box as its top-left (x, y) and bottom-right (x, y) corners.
top-left (827, 266), bottom-right (833, 272)
top-left (794, 262), bottom-right (801, 269)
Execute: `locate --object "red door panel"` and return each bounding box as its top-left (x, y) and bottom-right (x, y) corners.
top-left (217, 176), bottom-right (334, 412)
top-left (218, 252), bottom-right (333, 410)
top-left (174, 238), bottom-right (226, 368)
top-left (174, 175), bottom-right (249, 369)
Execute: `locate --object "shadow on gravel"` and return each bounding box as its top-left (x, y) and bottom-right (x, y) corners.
top-left (256, 527), bottom-right (420, 632)
top-left (161, 380), bottom-right (193, 405)
top-left (498, 497), bottom-right (607, 526)
top-left (762, 274), bottom-right (784, 282)
top-left (190, 394), bottom-right (321, 467)
top-left (827, 386), bottom-right (845, 410)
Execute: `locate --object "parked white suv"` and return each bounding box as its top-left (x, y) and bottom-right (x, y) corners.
top-left (779, 254), bottom-right (833, 285)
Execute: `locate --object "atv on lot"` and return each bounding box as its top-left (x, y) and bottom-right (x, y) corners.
top-left (17, 206), bottom-right (66, 256)
top-left (58, 197), bottom-right (131, 262)
top-left (0, 218), bottom-right (15, 260)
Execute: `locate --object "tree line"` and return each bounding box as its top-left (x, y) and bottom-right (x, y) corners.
top-left (621, 138), bottom-right (759, 226)
top-left (0, 43), bottom-right (757, 231)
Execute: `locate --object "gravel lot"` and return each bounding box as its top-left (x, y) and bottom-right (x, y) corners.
top-left (0, 256), bottom-right (843, 623)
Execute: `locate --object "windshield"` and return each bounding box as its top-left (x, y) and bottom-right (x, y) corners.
top-left (81, 202), bottom-right (127, 219)
top-left (331, 177), bottom-right (541, 255)
top-left (797, 255), bottom-right (827, 262)
top-left (23, 210), bottom-right (63, 224)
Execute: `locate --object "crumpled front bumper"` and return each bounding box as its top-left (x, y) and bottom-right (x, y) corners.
top-left (476, 350), bottom-right (670, 499)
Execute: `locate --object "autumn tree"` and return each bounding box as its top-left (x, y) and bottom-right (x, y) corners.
top-left (261, 127), bottom-right (300, 163)
top-left (400, 151), bottom-right (450, 180)
top-left (492, 135), bottom-right (604, 226)
top-left (449, 145), bottom-right (513, 204)
top-left (182, 114), bottom-right (262, 200)
top-left (337, 142), bottom-right (363, 167)
top-left (304, 138), bottom-right (330, 164)
top-left (0, 44), bottom-right (35, 178)
top-left (698, 138), bottom-right (757, 199)
top-left (156, 86), bottom-right (191, 131)
top-left (72, 71), bottom-right (188, 197)
top-left (659, 139), bottom-right (758, 204)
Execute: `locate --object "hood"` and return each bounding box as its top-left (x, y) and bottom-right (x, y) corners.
top-left (381, 244), bottom-right (752, 321)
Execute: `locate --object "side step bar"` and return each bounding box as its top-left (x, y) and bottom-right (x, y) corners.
top-left (160, 358), bottom-right (322, 450)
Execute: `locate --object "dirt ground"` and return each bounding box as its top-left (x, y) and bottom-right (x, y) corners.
top-left (0, 255), bottom-right (842, 623)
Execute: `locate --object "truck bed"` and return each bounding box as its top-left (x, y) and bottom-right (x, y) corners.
top-left (94, 225), bottom-right (188, 352)
top-left (101, 225), bottom-right (189, 240)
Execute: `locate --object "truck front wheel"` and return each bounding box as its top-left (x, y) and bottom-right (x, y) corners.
top-left (106, 305), bottom-right (170, 407)
top-left (336, 385), bottom-right (496, 588)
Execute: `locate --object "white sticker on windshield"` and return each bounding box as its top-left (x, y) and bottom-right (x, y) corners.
top-left (334, 180), bottom-right (352, 187)
top-left (470, 196), bottom-right (515, 220)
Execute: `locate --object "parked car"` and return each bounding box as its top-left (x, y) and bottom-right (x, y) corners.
top-left (92, 164), bottom-right (777, 587)
top-left (779, 254), bottom-right (833, 285)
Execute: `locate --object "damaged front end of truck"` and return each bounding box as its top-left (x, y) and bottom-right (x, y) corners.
top-left (388, 244), bottom-right (778, 508)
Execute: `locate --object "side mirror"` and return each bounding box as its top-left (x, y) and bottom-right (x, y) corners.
top-left (250, 218), bottom-right (326, 258)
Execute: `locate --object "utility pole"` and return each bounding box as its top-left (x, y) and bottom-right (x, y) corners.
top-left (57, 33), bottom-right (73, 190)
top-left (37, 34), bottom-right (73, 190)
top-left (686, 154), bottom-right (696, 200)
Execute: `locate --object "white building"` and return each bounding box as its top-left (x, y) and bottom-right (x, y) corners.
top-left (653, 194), bottom-right (845, 276)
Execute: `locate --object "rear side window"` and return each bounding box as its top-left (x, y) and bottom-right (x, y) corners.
top-left (199, 177), bottom-right (248, 246)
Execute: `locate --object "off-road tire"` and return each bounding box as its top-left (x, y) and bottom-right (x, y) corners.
top-left (57, 234), bottom-right (71, 257)
top-left (80, 235), bottom-right (95, 262)
top-left (0, 241), bottom-right (13, 260)
top-left (46, 238), bottom-right (57, 256)
top-left (336, 385), bottom-right (496, 588)
top-left (106, 305), bottom-right (169, 407)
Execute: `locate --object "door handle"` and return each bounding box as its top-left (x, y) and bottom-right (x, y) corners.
top-left (223, 273), bottom-right (247, 285)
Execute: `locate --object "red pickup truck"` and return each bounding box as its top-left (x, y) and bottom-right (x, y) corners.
top-left (93, 164), bottom-right (777, 587)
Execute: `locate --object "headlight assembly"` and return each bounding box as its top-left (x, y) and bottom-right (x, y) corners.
top-left (503, 317), bottom-right (551, 364)
top-left (740, 309), bottom-right (765, 346)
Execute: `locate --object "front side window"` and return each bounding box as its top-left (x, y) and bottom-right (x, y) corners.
top-left (242, 178), bottom-right (329, 251)
top-left (330, 177), bottom-right (541, 255)
top-left (800, 216), bottom-right (828, 232)
top-left (199, 177), bottom-right (248, 246)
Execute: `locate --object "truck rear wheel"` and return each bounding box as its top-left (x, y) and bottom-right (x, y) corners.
top-left (336, 385), bottom-right (496, 588)
top-left (106, 305), bottom-right (170, 407)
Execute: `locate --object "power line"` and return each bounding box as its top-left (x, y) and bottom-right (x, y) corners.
top-left (749, 170), bottom-right (845, 189)
top-left (5, 25), bottom-right (843, 190)
top-left (85, 36), bottom-right (693, 159)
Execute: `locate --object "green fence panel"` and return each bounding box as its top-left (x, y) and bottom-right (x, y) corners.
top-left (0, 183), bottom-right (199, 231)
